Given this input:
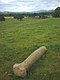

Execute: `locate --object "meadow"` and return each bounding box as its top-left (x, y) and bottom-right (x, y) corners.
top-left (0, 17), bottom-right (60, 80)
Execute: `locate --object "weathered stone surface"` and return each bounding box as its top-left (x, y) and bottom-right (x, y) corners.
top-left (13, 46), bottom-right (47, 77)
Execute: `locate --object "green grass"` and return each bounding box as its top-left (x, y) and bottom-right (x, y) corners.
top-left (0, 17), bottom-right (60, 80)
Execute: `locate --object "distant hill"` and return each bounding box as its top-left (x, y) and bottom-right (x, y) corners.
top-left (30, 10), bottom-right (54, 13)
top-left (0, 9), bottom-right (54, 14)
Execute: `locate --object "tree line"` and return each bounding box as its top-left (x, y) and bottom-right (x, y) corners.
top-left (0, 7), bottom-right (60, 21)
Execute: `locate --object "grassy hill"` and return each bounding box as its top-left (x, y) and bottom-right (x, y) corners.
top-left (0, 17), bottom-right (60, 80)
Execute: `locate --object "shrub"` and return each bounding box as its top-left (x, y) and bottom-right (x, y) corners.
top-left (14, 15), bottom-right (24, 20)
top-left (0, 15), bottom-right (5, 21)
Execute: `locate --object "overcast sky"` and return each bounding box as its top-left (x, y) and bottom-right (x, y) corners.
top-left (0, 0), bottom-right (60, 12)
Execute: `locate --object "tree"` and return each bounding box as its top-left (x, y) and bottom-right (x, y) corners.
top-left (52, 7), bottom-right (60, 17)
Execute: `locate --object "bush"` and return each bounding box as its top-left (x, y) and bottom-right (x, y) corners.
top-left (0, 15), bottom-right (5, 21)
top-left (14, 15), bottom-right (24, 20)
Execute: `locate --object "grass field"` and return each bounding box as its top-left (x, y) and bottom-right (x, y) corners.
top-left (0, 17), bottom-right (60, 80)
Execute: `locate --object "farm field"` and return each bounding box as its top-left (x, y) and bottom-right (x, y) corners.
top-left (0, 17), bottom-right (60, 80)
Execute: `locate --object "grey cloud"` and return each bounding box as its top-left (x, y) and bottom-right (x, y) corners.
top-left (0, 0), bottom-right (60, 12)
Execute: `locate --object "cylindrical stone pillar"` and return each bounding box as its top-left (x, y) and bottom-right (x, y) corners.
top-left (13, 46), bottom-right (47, 77)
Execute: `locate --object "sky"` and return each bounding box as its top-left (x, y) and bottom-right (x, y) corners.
top-left (0, 0), bottom-right (60, 12)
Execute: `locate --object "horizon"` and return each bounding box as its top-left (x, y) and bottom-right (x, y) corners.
top-left (0, 9), bottom-right (54, 13)
top-left (0, 0), bottom-right (60, 12)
